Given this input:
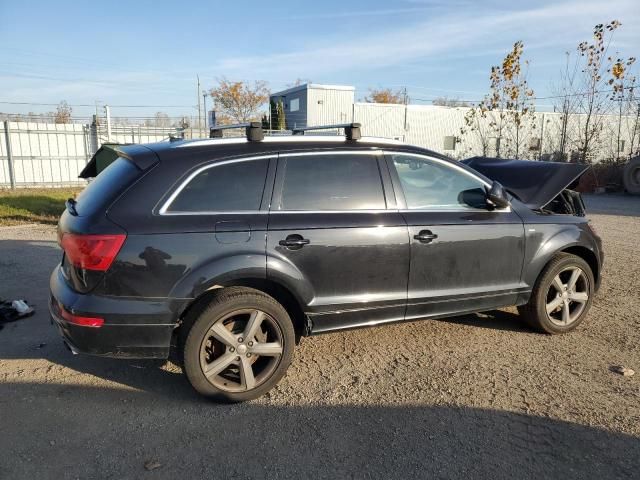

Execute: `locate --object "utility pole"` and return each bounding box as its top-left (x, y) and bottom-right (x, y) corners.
top-left (197, 75), bottom-right (202, 132)
top-left (104, 105), bottom-right (112, 142)
top-left (203, 91), bottom-right (208, 135)
top-left (402, 86), bottom-right (409, 133)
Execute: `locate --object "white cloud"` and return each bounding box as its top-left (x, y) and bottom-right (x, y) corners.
top-left (206, 0), bottom-right (639, 80)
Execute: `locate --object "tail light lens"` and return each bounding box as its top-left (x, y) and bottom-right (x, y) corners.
top-left (60, 234), bottom-right (126, 271)
top-left (58, 302), bottom-right (104, 327)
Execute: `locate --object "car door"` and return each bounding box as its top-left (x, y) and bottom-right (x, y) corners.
top-left (266, 150), bottom-right (410, 333)
top-left (385, 152), bottom-right (526, 321)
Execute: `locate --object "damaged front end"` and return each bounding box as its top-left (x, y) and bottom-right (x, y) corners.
top-left (462, 157), bottom-right (590, 216)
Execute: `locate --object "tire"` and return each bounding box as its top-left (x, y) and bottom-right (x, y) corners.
top-left (182, 287), bottom-right (295, 402)
top-left (518, 253), bottom-right (595, 334)
top-left (623, 156), bottom-right (640, 195)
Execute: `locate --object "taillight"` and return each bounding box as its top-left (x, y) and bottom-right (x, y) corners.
top-left (60, 234), bottom-right (126, 271)
top-left (59, 302), bottom-right (104, 327)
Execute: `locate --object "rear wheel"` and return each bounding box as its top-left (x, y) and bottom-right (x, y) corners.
top-left (182, 288), bottom-right (295, 402)
top-left (518, 253), bottom-right (594, 334)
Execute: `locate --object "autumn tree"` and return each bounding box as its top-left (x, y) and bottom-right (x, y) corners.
top-left (209, 78), bottom-right (270, 123)
top-left (461, 41), bottom-right (535, 158)
top-left (574, 20), bottom-right (621, 163)
top-left (54, 101), bottom-right (72, 124)
top-left (364, 88), bottom-right (405, 104)
top-left (608, 52), bottom-right (636, 162)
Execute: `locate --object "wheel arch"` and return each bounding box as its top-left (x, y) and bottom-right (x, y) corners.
top-left (560, 245), bottom-right (600, 289)
top-left (176, 278), bottom-right (309, 341)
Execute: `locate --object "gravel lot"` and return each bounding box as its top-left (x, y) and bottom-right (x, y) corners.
top-left (0, 194), bottom-right (638, 479)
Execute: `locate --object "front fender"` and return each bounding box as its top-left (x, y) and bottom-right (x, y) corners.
top-left (523, 223), bottom-right (598, 288)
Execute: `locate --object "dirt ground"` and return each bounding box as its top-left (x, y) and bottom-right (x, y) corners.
top-left (0, 194), bottom-right (638, 479)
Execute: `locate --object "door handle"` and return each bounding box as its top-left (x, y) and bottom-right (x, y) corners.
top-left (414, 230), bottom-right (438, 243)
top-left (279, 235), bottom-right (310, 249)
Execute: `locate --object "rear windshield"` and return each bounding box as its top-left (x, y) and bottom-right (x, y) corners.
top-left (74, 157), bottom-right (140, 216)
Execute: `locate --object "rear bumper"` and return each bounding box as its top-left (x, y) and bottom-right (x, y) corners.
top-left (49, 265), bottom-right (178, 359)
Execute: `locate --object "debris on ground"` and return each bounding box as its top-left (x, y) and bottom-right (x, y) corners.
top-left (610, 365), bottom-right (635, 376)
top-left (144, 461), bottom-right (162, 471)
top-left (0, 299), bottom-right (35, 330)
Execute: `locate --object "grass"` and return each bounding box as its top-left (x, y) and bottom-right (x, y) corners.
top-left (0, 188), bottom-right (83, 226)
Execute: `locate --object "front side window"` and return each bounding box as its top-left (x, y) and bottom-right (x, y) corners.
top-left (279, 154), bottom-right (385, 211)
top-left (166, 158), bottom-right (269, 213)
top-left (391, 154), bottom-right (487, 210)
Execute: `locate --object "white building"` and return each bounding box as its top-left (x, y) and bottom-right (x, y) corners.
top-left (271, 83), bottom-right (639, 162)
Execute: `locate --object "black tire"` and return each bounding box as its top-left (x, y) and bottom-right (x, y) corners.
top-left (623, 156), bottom-right (640, 195)
top-left (182, 287), bottom-right (295, 402)
top-left (518, 253), bottom-right (594, 334)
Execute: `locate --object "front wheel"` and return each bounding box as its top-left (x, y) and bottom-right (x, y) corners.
top-left (518, 253), bottom-right (595, 334)
top-left (182, 288), bottom-right (295, 402)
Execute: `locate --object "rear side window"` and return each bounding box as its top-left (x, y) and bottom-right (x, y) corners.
top-left (166, 158), bottom-right (269, 213)
top-left (279, 154), bottom-right (385, 210)
top-left (75, 157), bottom-right (140, 216)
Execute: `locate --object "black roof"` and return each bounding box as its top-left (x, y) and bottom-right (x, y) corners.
top-left (118, 137), bottom-right (449, 170)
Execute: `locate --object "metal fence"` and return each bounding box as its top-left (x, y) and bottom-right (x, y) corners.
top-left (0, 121), bottom-right (206, 188)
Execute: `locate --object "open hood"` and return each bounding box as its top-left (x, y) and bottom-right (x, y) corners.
top-left (462, 157), bottom-right (590, 210)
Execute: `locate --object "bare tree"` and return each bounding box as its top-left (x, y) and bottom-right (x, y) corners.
top-left (287, 78), bottom-right (313, 87)
top-left (573, 21), bottom-right (621, 163)
top-left (551, 52), bottom-right (582, 161)
top-left (432, 97), bottom-right (470, 107)
top-left (144, 112), bottom-right (171, 128)
top-left (54, 101), bottom-right (72, 124)
top-left (364, 88), bottom-right (405, 104)
top-left (209, 78), bottom-right (270, 123)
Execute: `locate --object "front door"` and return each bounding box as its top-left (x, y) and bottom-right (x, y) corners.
top-left (386, 152), bottom-right (526, 321)
top-left (267, 151), bottom-right (410, 333)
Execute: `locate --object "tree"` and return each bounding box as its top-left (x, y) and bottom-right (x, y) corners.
top-left (573, 20), bottom-right (621, 163)
top-left (209, 78), bottom-right (270, 123)
top-left (144, 112), bottom-right (170, 127)
top-left (287, 78), bottom-right (312, 87)
top-left (276, 99), bottom-right (286, 130)
top-left (54, 101), bottom-right (72, 124)
top-left (364, 88), bottom-right (405, 104)
top-left (608, 52), bottom-right (636, 162)
top-left (551, 52), bottom-right (582, 161)
top-left (461, 41), bottom-right (535, 159)
top-left (432, 97), bottom-right (470, 107)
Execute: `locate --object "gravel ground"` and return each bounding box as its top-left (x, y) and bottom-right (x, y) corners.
top-left (0, 194), bottom-right (639, 479)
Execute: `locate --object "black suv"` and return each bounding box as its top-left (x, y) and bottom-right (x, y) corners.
top-left (50, 123), bottom-right (603, 401)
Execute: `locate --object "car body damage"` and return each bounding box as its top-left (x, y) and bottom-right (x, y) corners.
top-left (462, 157), bottom-right (590, 215)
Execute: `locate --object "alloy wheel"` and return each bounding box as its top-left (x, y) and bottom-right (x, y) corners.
top-left (199, 309), bottom-right (284, 392)
top-left (545, 266), bottom-right (589, 327)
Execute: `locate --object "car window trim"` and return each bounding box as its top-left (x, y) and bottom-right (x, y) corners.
top-left (158, 155), bottom-right (275, 215)
top-left (273, 150), bottom-right (389, 212)
top-left (383, 151), bottom-right (511, 213)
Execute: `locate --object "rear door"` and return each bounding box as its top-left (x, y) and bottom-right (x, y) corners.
top-left (266, 151), bottom-right (410, 333)
top-left (385, 152), bottom-right (526, 321)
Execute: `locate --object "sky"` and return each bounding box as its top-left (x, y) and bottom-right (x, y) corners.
top-left (0, 0), bottom-right (638, 119)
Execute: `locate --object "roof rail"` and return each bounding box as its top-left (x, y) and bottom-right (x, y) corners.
top-left (209, 122), bottom-right (264, 142)
top-left (292, 123), bottom-right (361, 141)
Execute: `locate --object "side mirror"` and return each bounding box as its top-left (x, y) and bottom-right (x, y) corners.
top-left (484, 181), bottom-right (510, 209)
